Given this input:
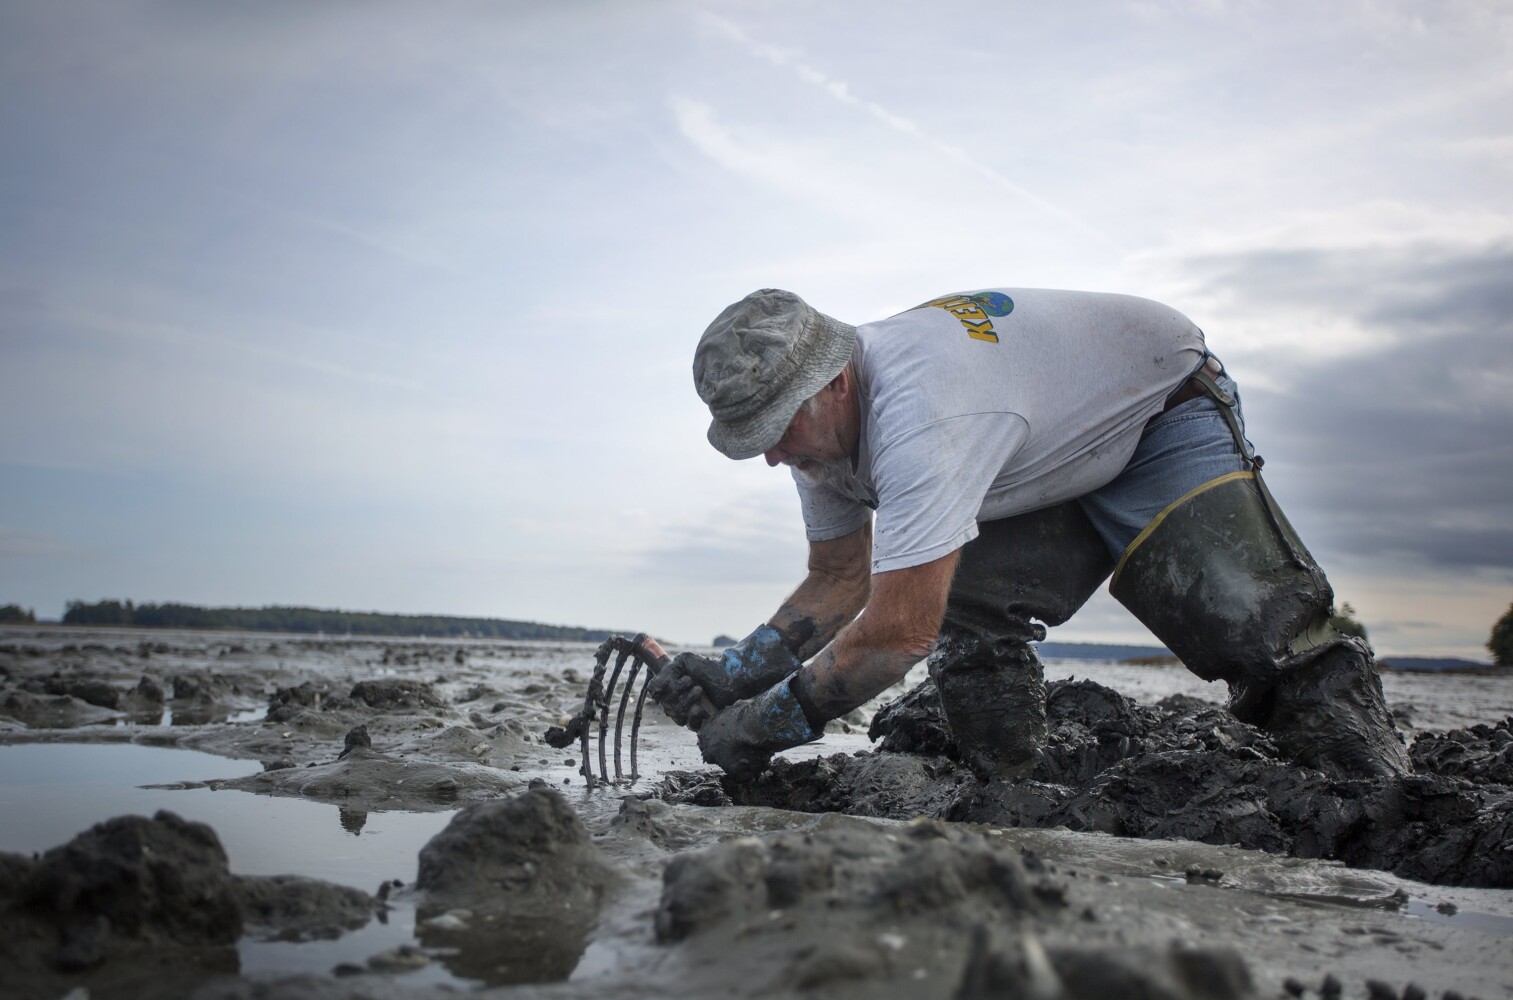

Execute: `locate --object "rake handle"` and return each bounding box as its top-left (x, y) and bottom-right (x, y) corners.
top-left (633, 635), bottom-right (720, 724)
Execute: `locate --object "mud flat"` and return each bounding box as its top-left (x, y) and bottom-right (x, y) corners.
top-left (1, 625), bottom-right (1511, 999)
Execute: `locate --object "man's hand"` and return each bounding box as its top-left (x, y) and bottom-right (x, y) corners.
top-left (696, 674), bottom-right (821, 780)
top-left (648, 625), bottom-right (800, 731)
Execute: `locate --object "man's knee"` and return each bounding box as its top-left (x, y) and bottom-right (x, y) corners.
top-left (928, 624), bottom-right (1047, 781)
top-left (947, 502), bottom-right (1114, 637)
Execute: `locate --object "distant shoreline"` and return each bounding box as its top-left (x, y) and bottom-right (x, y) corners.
top-left (6, 617), bottom-right (1496, 670)
top-left (48, 599), bottom-right (621, 643)
top-left (1035, 640), bottom-right (1495, 672)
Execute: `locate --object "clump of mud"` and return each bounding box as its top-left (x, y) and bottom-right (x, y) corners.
top-left (663, 677), bottom-right (1513, 888)
top-left (647, 813), bottom-right (1258, 999)
top-left (0, 810), bottom-right (374, 1000)
top-left (404, 785), bottom-right (618, 983)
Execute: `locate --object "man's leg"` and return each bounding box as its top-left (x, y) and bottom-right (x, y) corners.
top-left (1107, 471), bottom-right (1409, 779)
top-left (932, 502), bottom-right (1114, 780)
top-left (1084, 362), bottom-right (1409, 780)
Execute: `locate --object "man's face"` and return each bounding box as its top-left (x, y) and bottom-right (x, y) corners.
top-left (763, 390), bottom-right (849, 473)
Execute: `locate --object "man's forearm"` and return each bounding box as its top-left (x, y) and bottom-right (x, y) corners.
top-left (796, 548), bottom-right (960, 720)
top-left (796, 609), bottom-right (931, 719)
top-left (765, 525), bottom-right (872, 661)
top-left (768, 571), bottom-right (869, 661)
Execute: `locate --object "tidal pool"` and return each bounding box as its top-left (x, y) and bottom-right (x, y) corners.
top-left (0, 742), bottom-right (468, 987)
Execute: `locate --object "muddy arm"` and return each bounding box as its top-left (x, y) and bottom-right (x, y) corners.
top-left (798, 546), bottom-right (958, 720)
top-left (767, 524), bottom-right (872, 662)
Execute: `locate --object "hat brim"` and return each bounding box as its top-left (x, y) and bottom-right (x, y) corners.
top-left (706, 315), bottom-right (857, 460)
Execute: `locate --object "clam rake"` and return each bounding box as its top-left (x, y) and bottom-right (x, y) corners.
top-left (543, 633), bottom-right (707, 789)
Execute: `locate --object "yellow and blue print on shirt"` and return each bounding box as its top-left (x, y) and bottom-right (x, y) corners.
top-left (915, 291), bottom-right (1015, 343)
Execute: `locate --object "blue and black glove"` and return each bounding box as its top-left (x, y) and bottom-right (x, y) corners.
top-left (647, 625), bottom-right (801, 731)
top-left (697, 671), bottom-right (825, 780)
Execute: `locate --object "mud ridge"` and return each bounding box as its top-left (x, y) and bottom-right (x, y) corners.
top-left (661, 677), bottom-right (1513, 888)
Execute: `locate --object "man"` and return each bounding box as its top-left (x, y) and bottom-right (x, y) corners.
top-left (648, 288), bottom-right (1409, 784)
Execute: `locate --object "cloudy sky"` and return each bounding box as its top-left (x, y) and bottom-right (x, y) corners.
top-left (2, 1), bottom-right (1509, 658)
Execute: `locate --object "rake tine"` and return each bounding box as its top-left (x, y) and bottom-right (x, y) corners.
top-left (578, 638), bottom-right (614, 789)
top-left (598, 646), bottom-right (632, 786)
top-left (629, 669), bottom-right (654, 782)
top-left (625, 632), bottom-right (676, 784)
top-left (613, 651), bottom-right (645, 782)
top-left (541, 633), bottom-right (690, 790)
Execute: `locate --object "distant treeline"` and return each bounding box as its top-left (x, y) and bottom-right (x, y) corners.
top-left (1035, 641), bottom-right (1171, 661)
top-left (61, 599), bottom-right (614, 641)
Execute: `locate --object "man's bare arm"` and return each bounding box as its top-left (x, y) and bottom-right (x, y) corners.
top-left (766, 523), bottom-right (872, 661)
top-left (799, 547), bottom-right (960, 719)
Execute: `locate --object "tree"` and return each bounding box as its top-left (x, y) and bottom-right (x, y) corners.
top-left (0, 604), bottom-right (35, 624)
top-left (1329, 601), bottom-right (1368, 641)
top-left (1490, 603), bottom-right (1513, 667)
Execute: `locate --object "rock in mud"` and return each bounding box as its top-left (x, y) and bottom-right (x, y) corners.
top-left (410, 786), bottom-right (617, 984)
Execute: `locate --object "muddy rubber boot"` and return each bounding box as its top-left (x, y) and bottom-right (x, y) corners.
top-left (928, 623), bottom-right (1047, 782)
top-left (933, 503), bottom-right (1114, 783)
top-left (1111, 471), bottom-right (1410, 781)
top-left (1250, 637), bottom-right (1410, 780)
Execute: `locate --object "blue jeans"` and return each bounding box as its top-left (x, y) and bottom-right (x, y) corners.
top-left (942, 356), bottom-right (1255, 635)
top-left (1078, 358), bottom-right (1254, 560)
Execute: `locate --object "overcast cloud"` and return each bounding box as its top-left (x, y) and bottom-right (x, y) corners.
top-left (2, 1), bottom-right (1510, 657)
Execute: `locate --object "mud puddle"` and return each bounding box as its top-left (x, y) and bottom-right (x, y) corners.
top-left (0, 744), bottom-right (454, 882)
top-left (0, 742), bottom-right (472, 991)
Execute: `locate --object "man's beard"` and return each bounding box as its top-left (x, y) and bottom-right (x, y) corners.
top-left (791, 455), bottom-right (856, 491)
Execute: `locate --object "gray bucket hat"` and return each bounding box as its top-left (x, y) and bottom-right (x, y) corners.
top-left (693, 289), bottom-right (858, 460)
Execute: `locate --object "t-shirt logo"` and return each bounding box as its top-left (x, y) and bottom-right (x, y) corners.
top-left (915, 291), bottom-right (1014, 343)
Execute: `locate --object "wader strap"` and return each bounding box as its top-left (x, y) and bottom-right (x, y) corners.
top-left (1187, 364), bottom-right (1314, 571)
top-left (1189, 365), bottom-right (1251, 465)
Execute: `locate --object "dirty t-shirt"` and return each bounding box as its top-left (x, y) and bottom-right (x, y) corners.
top-left (794, 288), bottom-right (1206, 574)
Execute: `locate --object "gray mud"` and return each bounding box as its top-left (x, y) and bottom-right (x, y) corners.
top-left (691, 677), bottom-right (1513, 888)
top-left (2, 627), bottom-right (1512, 999)
top-left (0, 810), bottom-right (376, 1000)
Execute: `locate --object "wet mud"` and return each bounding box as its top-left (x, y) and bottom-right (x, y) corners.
top-left (692, 677), bottom-right (1513, 889)
top-left (0, 810), bottom-right (376, 1000)
top-left (2, 628), bottom-right (1512, 999)
top-left (405, 786), bottom-right (620, 984)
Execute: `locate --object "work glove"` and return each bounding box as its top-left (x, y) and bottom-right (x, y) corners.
top-left (697, 673), bottom-right (822, 781)
top-left (647, 624), bottom-right (801, 731)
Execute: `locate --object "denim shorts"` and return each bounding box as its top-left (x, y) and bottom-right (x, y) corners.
top-left (1076, 358), bottom-right (1256, 559)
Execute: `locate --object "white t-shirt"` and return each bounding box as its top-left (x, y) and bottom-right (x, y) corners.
top-left (794, 288), bottom-right (1206, 573)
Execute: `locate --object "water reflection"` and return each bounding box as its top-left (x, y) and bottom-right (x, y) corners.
top-left (339, 807), bottom-right (368, 835)
top-left (415, 907), bottom-right (593, 986)
top-left (0, 743), bottom-right (452, 886)
top-left (104, 704), bottom-right (269, 728)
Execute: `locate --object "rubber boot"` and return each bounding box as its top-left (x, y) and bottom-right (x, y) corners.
top-left (1110, 471), bottom-right (1410, 780)
top-left (932, 502), bottom-right (1115, 781)
top-left (928, 621), bottom-right (1047, 781)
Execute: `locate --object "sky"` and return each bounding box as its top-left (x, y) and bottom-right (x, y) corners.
top-left (1, 1), bottom-right (1510, 658)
